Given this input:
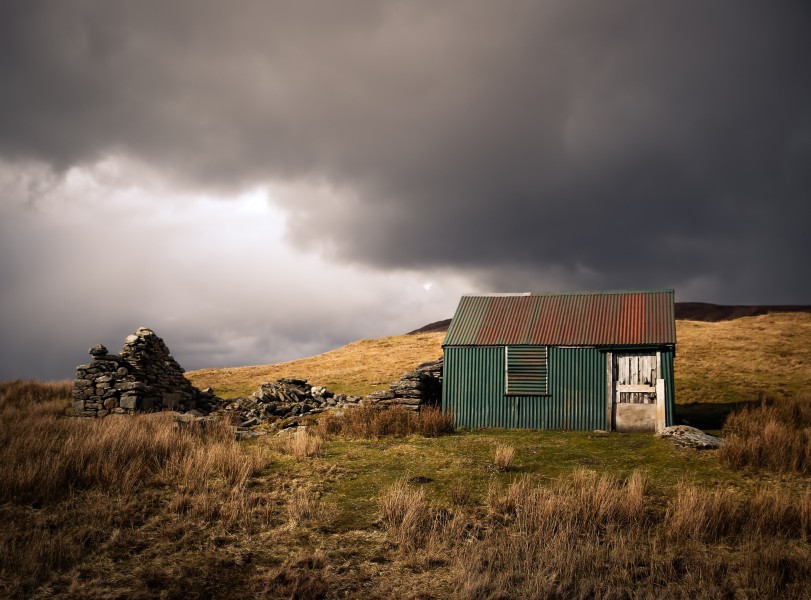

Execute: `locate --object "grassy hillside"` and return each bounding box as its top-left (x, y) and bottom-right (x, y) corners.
top-left (187, 332), bottom-right (445, 398)
top-left (189, 313), bottom-right (811, 404)
top-left (676, 312), bottom-right (811, 404)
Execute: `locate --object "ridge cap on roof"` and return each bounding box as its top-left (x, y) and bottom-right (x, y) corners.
top-left (462, 289), bottom-right (674, 298)
top-left (462, 292), bottom-right (532, 297)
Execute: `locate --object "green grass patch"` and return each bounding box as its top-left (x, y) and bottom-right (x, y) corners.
top-left (306, 428), bottom-right (750, 532)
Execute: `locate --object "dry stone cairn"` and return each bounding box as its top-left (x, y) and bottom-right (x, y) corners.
top-left (72, 327), bottom-right (217, 418)
top-left (366, 358), bottom-right (443, 410)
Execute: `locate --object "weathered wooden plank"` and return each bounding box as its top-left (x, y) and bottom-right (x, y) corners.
top-left (656, 378), bottom-right (666, 431)
top-left (616, 384), bottom-right (657, 393)
top-left (606, 352), bottom-right (613, 430)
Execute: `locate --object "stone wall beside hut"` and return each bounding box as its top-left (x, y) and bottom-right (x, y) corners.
top-left (72, 327), bottom-right (217, 418)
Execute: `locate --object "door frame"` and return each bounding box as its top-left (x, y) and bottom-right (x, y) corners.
top-left (606, 350), bottom-right (666, 432)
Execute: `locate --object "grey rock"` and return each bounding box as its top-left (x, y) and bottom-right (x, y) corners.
top-left (115, 381), bottom-right (146, 392)
top-left (120, 396), bottom-right (139, 410)
top-left (162, 392), bottom-right (181, 410)
top-left (236, 429), bottom-right (267, 441)
top-left (393, 389), bottom-right (423, 398)
top-left (89, 344), bottom-right (108, 357)
top-left (391, 380), bottom-right (422, 390)
top-left (656, 425), bottom-right (724, 450)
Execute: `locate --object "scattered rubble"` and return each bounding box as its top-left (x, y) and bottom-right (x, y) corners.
top-left (656, 425), bottom-right (724, 450)
top-left (219, 378), bottom-right (364, 432)
top-left (218, 357), bottom-right (443, 433)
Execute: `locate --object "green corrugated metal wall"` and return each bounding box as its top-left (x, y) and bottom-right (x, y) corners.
top-left (443, 345), bottom-right (675, 430)
top-left (443, 346), bottom-right (608, 430)
top-left (442, 346), bottom-right (507, 428)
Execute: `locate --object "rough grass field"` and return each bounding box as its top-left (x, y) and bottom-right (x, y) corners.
top-left (676, 312), bottom-right (811, 404)
top-left (1, 381), bottom-right (809, 598)
top-left (2, 313), bottom-right (810, 598)
top-left (188, 332), bottom-right (445, 398)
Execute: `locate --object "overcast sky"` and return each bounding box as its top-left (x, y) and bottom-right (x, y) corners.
top-left (1, 1), bottom-right (809, 381)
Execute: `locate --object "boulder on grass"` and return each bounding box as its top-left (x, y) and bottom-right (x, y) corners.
top-left (656, 425), bottom-right (723, 450)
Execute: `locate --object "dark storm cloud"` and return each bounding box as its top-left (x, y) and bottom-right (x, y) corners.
top-left (1, 0), bottom-right (810, 303)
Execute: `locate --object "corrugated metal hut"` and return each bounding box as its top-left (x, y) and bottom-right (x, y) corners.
top-left (441, 290), bottom-right (676, 432)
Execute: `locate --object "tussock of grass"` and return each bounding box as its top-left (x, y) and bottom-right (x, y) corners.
top-left (492, 444), bottom-right (515, 471)
top-left (187, 332), bottom-right (445, 398)
top-left (719, 394), bottom-right (811, 474)
top-left (315, 405), bottom-right (454, 439)
top-left (285, 486), bottom-right (324, 526)
top-left (273, 428), bottom-right (324, 459)
top-left (0, 398), bottom-right (264, 505)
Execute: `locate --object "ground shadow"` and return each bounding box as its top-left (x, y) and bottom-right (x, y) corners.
top-left (675, 400), bottom-right (759, 431)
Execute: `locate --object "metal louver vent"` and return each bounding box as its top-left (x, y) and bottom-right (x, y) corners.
top-left (506, 346), bottom-right (548, 395)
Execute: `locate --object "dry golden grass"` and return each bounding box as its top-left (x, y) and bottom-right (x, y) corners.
top-left (492, 444), bottom-right (515, 471)
top-left (273, 428), bottom-right (324, 459)
top-left (315, 405), bottom-right (454, 439)
top-left (285, 486), bottom-right (324, 525)
top-left (719, 393), bottom-right (811, 474)
top-left (436, 471), bottom-right (811, 599)
top-left (187, 331), bottom-right (444, 398)
top-left (378, 479), bottom-right (436, 552)
top-left (676, 312), bottom-right (811, 404)
top-left (0, 380), bottom-right (276, 597)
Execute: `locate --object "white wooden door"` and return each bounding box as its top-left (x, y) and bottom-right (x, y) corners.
top-left (612, 353), bottom-right (660, 432)
top-left (615, 353), bottom-right (657, 404)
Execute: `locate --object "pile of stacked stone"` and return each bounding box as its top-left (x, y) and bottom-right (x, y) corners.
top-left (72, 327), bottom-right (218, 418)
top-left (365, 358), bottom-right (443, 410)
top-left (220, 378), bottom-right (363, 430)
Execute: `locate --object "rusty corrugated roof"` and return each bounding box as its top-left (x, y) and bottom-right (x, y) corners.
top-left (443, 290), bottom-right (675, 346)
